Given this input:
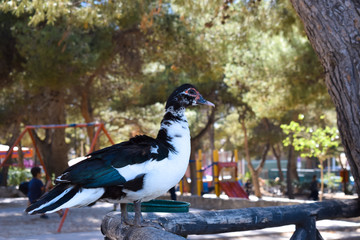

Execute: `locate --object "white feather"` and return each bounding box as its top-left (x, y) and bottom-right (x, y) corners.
top-left (150, 145), bottom-right (159, 154)
top-left (28, 187), bottom-right (73, 214)
top-left (28, 186), bottom-right (104, 214)
top-left (115, 109), bottom-right (190, 203)
top-left (68, 156), bottom-right (90, 166)
top-left (115, 161), bottom-right (153, 181)
top-left (54, 188), bottom-right (104, 211)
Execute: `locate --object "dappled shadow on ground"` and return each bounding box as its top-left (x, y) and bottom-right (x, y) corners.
top-left (0, 198), bottom-right (114, 238)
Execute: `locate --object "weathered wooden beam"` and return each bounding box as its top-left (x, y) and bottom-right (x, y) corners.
top-left (290, 215), bottom-right (319, 240)
top-left (101, 199), bottom-right (359, 239)
top-left (101, 225), bottom-right (186, 240)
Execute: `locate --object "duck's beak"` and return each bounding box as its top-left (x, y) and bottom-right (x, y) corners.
top-left (196, 95), bottom-right (215, 107)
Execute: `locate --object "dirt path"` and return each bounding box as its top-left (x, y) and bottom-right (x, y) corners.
top-left (0, 197), bottom-right (114, 238)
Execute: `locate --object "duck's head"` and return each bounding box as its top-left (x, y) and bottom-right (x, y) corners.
top-left (166, 84), bottom-right (215, 110)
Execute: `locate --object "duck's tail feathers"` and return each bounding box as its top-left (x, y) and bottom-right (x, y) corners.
top-left (26, 184), bottom-right (105, 214)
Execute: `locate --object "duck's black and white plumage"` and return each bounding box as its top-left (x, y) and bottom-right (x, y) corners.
top-left (26, 84), bottom-right (214, 226)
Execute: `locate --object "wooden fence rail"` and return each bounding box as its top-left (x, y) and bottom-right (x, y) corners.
top-left (101, 198), bottom-right (360, 240)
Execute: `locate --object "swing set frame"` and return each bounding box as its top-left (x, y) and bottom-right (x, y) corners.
top-left (0, 122), bottom-right (115, 233)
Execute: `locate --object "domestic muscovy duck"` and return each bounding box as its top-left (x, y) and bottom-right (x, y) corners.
top-left (26, 84), bottom-right (214, 226)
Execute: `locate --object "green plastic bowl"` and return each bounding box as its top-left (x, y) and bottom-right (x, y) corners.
top-left (127, 199), bottom-right (190, 213)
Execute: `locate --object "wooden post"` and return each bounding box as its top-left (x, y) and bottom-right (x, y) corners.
top-left (101, 217), bottom-right (186, 240)
top-left (213, 149), bottom-right (220, 197)
top-left (121, 227), bottom-right (186, 240)
top-left (179, 178), bottom-right (184, 195)
top-left (102, 199), bottom-right (360, 239)
top-left (291, 215), bottom-right (319, 240)
top-left (196, 149), bottom-right (202, 196)
top-left (234, 149), bottom-right (239, 181)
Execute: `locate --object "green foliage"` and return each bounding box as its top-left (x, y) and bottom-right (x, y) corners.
top-left (100, 102), bottom-right (165, 142)
top-left (7, 167), bottom-right (31, 187)
top-left (0, 0), bottom-right (153, 27)
top-left (0, 0), bottom-right (336, 174)
top-left (0, 12), bottom-right (25, 85)
top-left (323, 172), bottom-right (341, 192)
top-left (281, 114), bottom-right (340, 159)
top-left (12, 21), bottom-right (114, 89)
top-left (244, 171), bottom-right (252, 182)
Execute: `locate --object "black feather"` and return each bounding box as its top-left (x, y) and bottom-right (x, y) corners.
top-left (56, 135), bottom-right (172, 188)
top-left (26, 184), bottom-right (74, 214)
top-left (101, 186), bottom-right (126, 200)
top-left (27, 84), bottom-right (203, 213)
top-left (39, 185), bottom-right (81, 213)
top-left (165, 83), bottom-right (196, 109)
top-left (123, 174), bottom-right (145, 192)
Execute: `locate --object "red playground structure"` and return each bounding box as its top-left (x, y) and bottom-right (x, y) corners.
top-left (0, 122), bottom-right (115, 233)
top-left (184, 149), bottom-right (248, 199)
top-left (218, 162), bottom-right (248, 199)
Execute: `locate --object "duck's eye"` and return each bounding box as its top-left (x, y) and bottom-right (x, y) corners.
top-left (186, 88), bottom-right (197, 95)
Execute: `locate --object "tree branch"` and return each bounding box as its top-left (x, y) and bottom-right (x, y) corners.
top-left (255, 143), bottom-right (270, 172)
top-left (192, 107), bottom-right (215, 142)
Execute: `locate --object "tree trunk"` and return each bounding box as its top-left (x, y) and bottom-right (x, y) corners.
top-left (250, 170), bottom-right (261, 198)
top-left (189, 108), bottom-right (215, 195)
top-left (287, 145), bottom-right (295, 199)
top-left (32, 89), bottom-right (69, 177)
top-left (189, 141), bottom-right (198, 195)
top-left (290, 0), bottom-right (360, 194)
top-left (1, 123), bottom-right (21, 186)
top-left (319, 157), bottom-right (324, 201)
top-left (209, 122), bottom-right (215, 162)
top-left (79, 85), bottom-right (99, 152)
top-left (0, 160), bottom-right (10, 187)
top-left (17, 143), bottom-right (24, 169)
top-left (256, 144), bottom-right (270, 172)
top-left (272, 144), bottom-right (284, 183)
top-left (240, 118), bottom-right (268, 198)
top-left (254, 143), bottom-right (270, 197)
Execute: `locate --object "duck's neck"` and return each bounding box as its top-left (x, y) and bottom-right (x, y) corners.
top-left (156, 106), bottom-right (189, 153)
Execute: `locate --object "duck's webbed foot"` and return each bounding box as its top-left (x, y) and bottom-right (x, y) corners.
top-left (120, 203), bottom-right (133, 226)
top-left (133, 200), bottom-right (162, 229)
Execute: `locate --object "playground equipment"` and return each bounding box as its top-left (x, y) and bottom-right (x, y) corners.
top-left (0, 145), bottom-right (33, 161)
top-left (180, 149), bottom-right (248, 199)
top-left (0, 123), bottom-right (114, 178)
top-left (0, 122), bottom-right (115, 232)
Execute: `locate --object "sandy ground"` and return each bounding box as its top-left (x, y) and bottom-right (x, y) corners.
top-left (1, 197), bottom-right (360, 240)
top-left (0, 197), bottom-right (113, 238)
